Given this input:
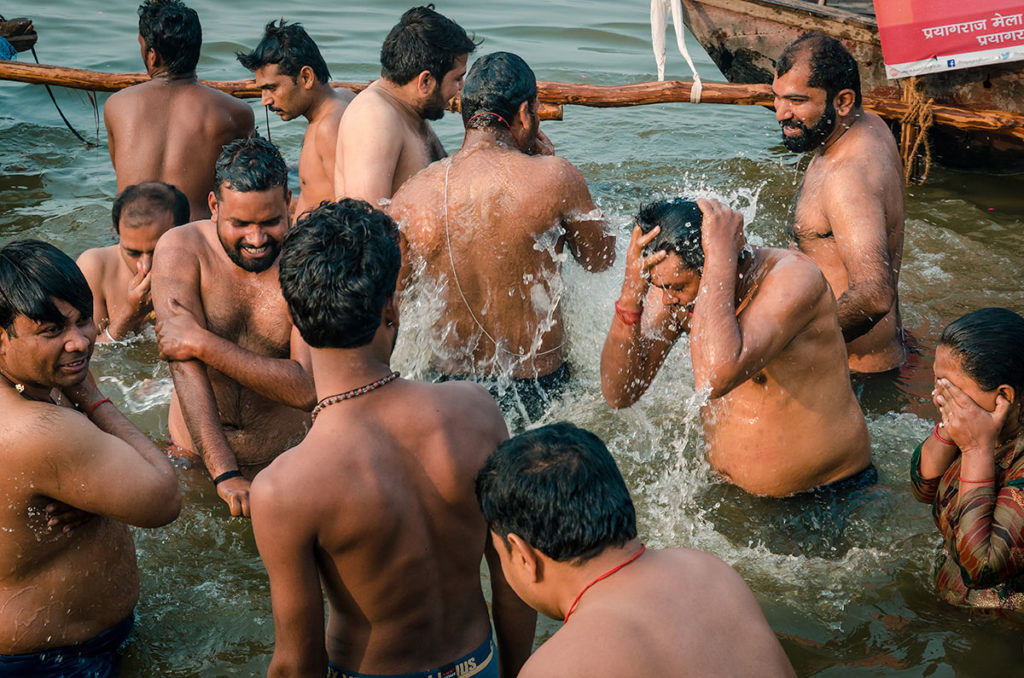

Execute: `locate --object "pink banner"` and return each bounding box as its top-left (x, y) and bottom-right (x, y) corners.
top-left (874, 0), bottom-right (1024, 78)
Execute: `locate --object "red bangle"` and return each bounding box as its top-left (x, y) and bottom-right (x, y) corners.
top-left (85, 397), bottom-right (112, 418)
top-left (614, 300), bottom-right (643, 326)
top-left (959, 476), bottom-right (995, 484)
top-left (932, 422), bottom-right (955, 446)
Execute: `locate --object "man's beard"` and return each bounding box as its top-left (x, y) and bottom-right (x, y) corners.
top-left (781, 100), bottom-right (836, 153)
top-left (422, 84), bottom-right (447, 121)
top-left (219, 232), bottom-right (280, 273)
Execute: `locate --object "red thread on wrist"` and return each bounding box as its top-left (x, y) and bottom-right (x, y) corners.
top-left (614, 300), bottom-right (643, 326)
top-left (958, 476), bottom-right (994, 484)
top-left (85, 397), bottom-right (112, 418)
top-left (932, 422), bottom-right (955, 446)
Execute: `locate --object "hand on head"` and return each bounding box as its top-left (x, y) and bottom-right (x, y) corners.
top-left (697, 198), bottom-right (745, 261)
top-left (621, 224), bottom-right (666, 307)
top-left (933, 378), bottom-right (1012, 455)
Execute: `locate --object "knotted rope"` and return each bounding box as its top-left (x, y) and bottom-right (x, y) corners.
top-left (899, 76), bottom-right (934, 185)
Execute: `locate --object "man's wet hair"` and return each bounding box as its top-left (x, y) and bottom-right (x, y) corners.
top-left (138, 0), bottom-right (202, 76)
top-left (461, 52), bottom-right (537, 131)
top-left (236, 19), bottom-right (331, 84)
top-left (940, 308), bottom-right (1024, 394)
top-left (636, 198), bottom-right (705, 271)
top-left (380, 5), bottom-right (477, 86)
top-left (111, 181), bottom-right (190, 236)
top-left (214, 136), bottom-right (289, 199)
top-left (0, 240), bottom-right (92, 335)
top-left (475, 422), bottom-right (638, 564)
top-left (279, 200), bottom-right (401, 349)
top-left (776, 32), bottom-right (862, 108)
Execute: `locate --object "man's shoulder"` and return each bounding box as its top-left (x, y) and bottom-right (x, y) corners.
top-left (760, 248), bottom-right (830, 298)
top-left (76, 245), bottom-right (118, 271)
top-left (153, 221), bottom-right (211, 261)
top-left (1, 402), bottom-right (93, 466)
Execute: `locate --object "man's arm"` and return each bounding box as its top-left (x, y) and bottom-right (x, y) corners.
top-left (251, 473), bottom-right (328, 678)
top-left (335, 98), bottom-right (404, 205)
top-left (157, 300), bottom-right (316, 411)
top-left (485, 535), bottom-right (536, 677)
top-left (822, 169), bottom-right (897, 342)
top-left (151, 231), bottom-right (251, 516)
top-left (75, 249), bottom-right (109, 338)
top-left (690, 200), bottom-right (820, 399)
top-left (557, 160), bottom-right (616, 272)
top-left (600, 226), bottom-right (685, 408)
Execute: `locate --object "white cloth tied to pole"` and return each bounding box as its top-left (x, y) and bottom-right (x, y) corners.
top-left (650, 0), bottom-right (703, 103)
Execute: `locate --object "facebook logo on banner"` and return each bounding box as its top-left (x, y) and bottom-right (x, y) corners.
top-left (946, 58), bottom-right (956, 67)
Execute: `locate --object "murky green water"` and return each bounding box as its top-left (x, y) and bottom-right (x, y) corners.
top-left (2, 1), bottom-right (1023, 675)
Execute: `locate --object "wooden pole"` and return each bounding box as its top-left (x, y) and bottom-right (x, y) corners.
top-left (1, 61), bottom-right (1022, 142)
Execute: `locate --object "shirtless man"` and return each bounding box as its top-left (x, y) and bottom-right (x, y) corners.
top-left (253, 200), bottom-right (534, 677)
top-left (335, 5), bottom-right (476, 205)
top-left (151, 137), bottom-right (315, 517)
top-left (390, 52), bottom-right (615, 422)
top-left (773, 32), bottom-right (905, 374)
top-left (77, 181), bottom-right (190, 342)
top-left (601, 198), bottom-right (871, 496)
top-left (0, 240), bottom-right (180, 675)
top-left (104, 0), bottom-right (254, 220)
top-left (476, 422), bottom-right (796, 677)
top-left (237, 19), bottom-right (355, 216)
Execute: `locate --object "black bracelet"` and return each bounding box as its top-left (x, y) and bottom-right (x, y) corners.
top-left (212, 469), bottom-right (243, 485)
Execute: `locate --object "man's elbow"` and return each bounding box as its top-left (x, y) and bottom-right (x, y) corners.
top-left (601, 381), bottom-right (639, 410)
top-left (134, 478), bottom-right (182, 528)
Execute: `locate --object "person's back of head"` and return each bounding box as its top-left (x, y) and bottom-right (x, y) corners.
top-left (476, 422), bottom-right (637, 564)
top-left (776, 32), bottom-right (862, 108)
top-left (461, 51), bottom-right (536, 131)
top-left (279, 200), bottom-right (401, 349)
top-left (137, 0), bottom-right (202, 76)
top-left (112, 181), bottom-right (190, 236)
top-left (940, 308), bottom-right (1024, 394)
top-left (214, 136), bottom-right (289, 199)
top-left (0, 240), bottom-right (92, 335)
top-left (236, 19), bottom-right (331, 84)
top-left (637, 198), bottom-right (704, 271)
top-left (380, 4), bottom-right (477, 85)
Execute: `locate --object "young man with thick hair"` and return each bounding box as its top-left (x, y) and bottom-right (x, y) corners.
top-left (238, 20), bottom-right (355, 216)
top-left (105, 0), bottom-right (254, 220)
top-left (151, 137), bottom-right (315, 517)
top-left (335, 5), bottom-right (477, 204)
top-left (0, 240), bottom-right (180, 676)
top-left (252, 199), bottom-right (534, 678)
top-left (475, 422), bottom-right (795, 677)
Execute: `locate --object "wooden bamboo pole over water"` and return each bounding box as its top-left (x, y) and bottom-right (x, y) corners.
top-left (2, 61), bottom-right (1023, 142)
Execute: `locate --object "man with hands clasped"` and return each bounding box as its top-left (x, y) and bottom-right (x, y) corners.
top-left (601, 197), bottom-right (871, 497)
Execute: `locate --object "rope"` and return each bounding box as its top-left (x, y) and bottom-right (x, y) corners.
top-left (30, 46), bottom-right (98, 147)
top-left (899, 76), bottom-right (934, 185)
top-left (651, 0), bottom-right (703, 102)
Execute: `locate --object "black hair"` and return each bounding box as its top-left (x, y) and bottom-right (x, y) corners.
top-left (214, 136), bottom-right (289, 199)
top-left (111, 181), bottom-right (190, 235)
top-left (939, 308), bottom-right (1024, 394)
top-left (461, 52), bottom-right (537, 130)
top-left (137, 0), bottom-right (201, 76)
top-left (0, 240), bottom-right (93, 334)
top-left (636, 198), bottom-right (704, 270)
top-left (776, 32), bottom-right (862, 108)
top-left (380, 5), bottom-right (477, 86)
top-left (279, 199), bottom-right (401, 349)
top-left (236, 19), bottom-right (331, 84)
top-left (475, 422), bottom-right (638, 564)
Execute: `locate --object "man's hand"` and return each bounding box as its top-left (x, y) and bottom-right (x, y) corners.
top-left (157, 297), bottom-right (208, 362)
top-left (698, 198), bottom-right (745, 262)
top-left (934, 378), bottom-right (1011, 456)
top-left (529, 128), bottom-right (555, 156)
top-left (108, 260), bottom-right (153, 337)
top-left (216, 475), bottom-right (252, 518)
top-left (619, 224), bottom-right (666, 309)
top-left (45, 500), bottom-right (94, 533)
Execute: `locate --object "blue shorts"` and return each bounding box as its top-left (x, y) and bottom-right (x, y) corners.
top-left (327, 630), bottom-right (498, 678)
top-left (0, 614), bottom-right (134, 678)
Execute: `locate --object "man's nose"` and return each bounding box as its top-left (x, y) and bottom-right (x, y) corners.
top-left (775, 99), bottom-right (791, 121)
top-left (65, 323), bottom-right (92, 352)
top-left (261, 91), bottom-right (272, 107)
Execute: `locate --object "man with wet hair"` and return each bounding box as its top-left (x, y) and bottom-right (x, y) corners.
top-left (77, 181), bottom-right (190, 341)
top-left (389, 51), bottom-right (615, 426)
top-left (475, 422), bottom-right (796, 676)
top-left (773, 32), bottom-right (906, 374)
top-left (253, 199), bottom-right (534, 678)
top-left (151, 136), bottom-right (315, 517)
top-left (105, 0), bottom-right (254, 220)
top-left (238, 20), bottom-right (355, 217)
top-left (0, 240), bottom-right (181, 675)
top-left (601, 198), bottom-right (871, 497)
top-left (335, 4), bottom-right (476, 204)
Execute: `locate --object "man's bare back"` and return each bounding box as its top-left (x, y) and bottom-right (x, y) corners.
top-left (792, 110), bottom-right (905, 373)
top-left (295, 89), bottom-right (354, 216)
top-left (392, 140), bottom-right (614, 378)
top-left (105, 77), bottom-right (253, 220)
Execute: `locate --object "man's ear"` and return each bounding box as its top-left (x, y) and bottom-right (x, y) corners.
top-left (514, 99), bottom-right (532, 131)
top-left (507, 532), bottom-right (543, 584)
top-left (299, 65), bottom-right (316, 90)
top-left (415, 70), bottom-right (435, 97)
top-left (996, 384), bottom-right (1016, 406)
top-left (833, 88), bottom-right (856, 117)
top-left (382, 294), bottom-right (399, 328)
top-left (208, 191), bottom-right (219, 222)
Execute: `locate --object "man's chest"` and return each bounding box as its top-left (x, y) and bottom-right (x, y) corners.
top-left (201, 279), bottom-right (292, 354)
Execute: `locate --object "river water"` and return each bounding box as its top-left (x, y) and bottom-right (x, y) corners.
top-left (2, 1), bottom-right (1023, 675)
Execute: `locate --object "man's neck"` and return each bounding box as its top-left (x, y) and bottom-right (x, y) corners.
top-left (555, 538), bottom-right (644, 619)
top-left (461, 127), bottom-right (522, 154)
top-left (375, 78), bottom-right (430, 123)
top-left (303, 85), bottom-right (341, 124)
top-left (0, 370), bottom-right (53, 403)
top-left (309, 344), bottom-right (395, 400)
top-left (147, 68), bottom-right (198, 84)
top-left (819, 108), bottom-right (862, 155)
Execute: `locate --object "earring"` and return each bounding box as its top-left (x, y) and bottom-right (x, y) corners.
top-left (386, 321), bottom-right (395, 328)
top-left (15, 383), bottom-right (24, 394)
